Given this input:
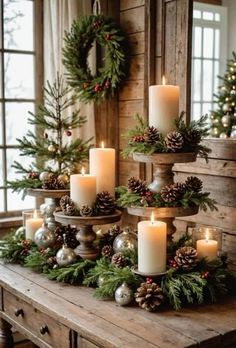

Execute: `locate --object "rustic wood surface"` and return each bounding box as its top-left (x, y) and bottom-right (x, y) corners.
top-left (27, 189), bottom-right (70, 199)
top-left (0, 264), bottom-right (236, 348)
top-left (127, 206), bottom-right (199, 218)
top-left (54, 210), bottom-right (122, 226)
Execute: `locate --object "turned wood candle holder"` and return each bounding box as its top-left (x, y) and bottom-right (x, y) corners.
top-left (54, 210), bottom-right (122, 260)
top-left (129, 152), bottom-right (198, 244)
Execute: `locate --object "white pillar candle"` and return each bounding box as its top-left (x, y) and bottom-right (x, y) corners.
top-left (25, 210), bottom-right (43, 240)
top-left (70, 168), bottom-right (96, 209)
top-left (138, 215), bottom-right (167, 274)
top-left (89, 142), bottom-right (115, 197)
top-left (196, 230), bottom-right (218, 261)
top-left (149, 77), bottom-right (180, 135)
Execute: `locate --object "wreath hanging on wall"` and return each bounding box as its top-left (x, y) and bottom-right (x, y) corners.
top-left (62, 14), bottom-right (129, 103)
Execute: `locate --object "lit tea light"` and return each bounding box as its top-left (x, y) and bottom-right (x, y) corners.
top-left (196, 228), bottom-right (218, 261)
top-left (25, 210), bottom-right (43, 240)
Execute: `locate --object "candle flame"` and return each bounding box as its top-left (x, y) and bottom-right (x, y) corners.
top-left (162, 76), bottom-right (166, 85)
top-left (150, 211), bottom-right (155, 224)
top-left (33, 210), bottom-right (37, 218)
top-left (205, 229), bottom-right (210, 242)
top-left (101, 141), bottom-right (105, 148)
top-left (81, 167), bottom-right (85, 175)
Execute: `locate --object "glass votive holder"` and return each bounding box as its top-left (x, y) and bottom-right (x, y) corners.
top-left (190, 226), bottom-right (222, 261)
top-left (23, 209), bottom-right (44, 240)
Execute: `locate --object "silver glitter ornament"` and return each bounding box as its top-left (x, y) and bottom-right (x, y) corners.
top-left (219, 132), bottom-right (227, 139)
top-left (48, 144), bottom-right (56, 152)
top-left (56, 244), bottom-right (76, 267)
top-left (39, 171), bottom-right (51, 182)
top-left (15, 226), bottom-right (25, 239)
top-left (113, 228), bottom-right (137, 253)
top-left (115, 282), bottom-right (133, 306)
top-left (34, 223), bottom-right (55, 248)
top-left (221, 114), bottom-right (231, 127)
top-left (230, 125), bottom-right (236, 138)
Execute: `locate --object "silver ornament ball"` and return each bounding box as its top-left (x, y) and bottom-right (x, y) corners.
top-left (222, 103), bottom-right (230, 112)
top-left (115, 282), bottom-right (133, 306)
top-left (15, 226), bottom-right (25, 239)
top-left (219, 132), bottom-right (227, 139)
top-left (113, 228), bottom-right (137, 253)
top-left (34, 223), bottom-right (55, 248)
top-left (221, 114), bottom-right (231, 127)
top-left (230, 125), bottom-right (236, 138)
top-left (39, 171), bottom-right (51, 182)
top-left (56, 245), bottom-right (76, 267)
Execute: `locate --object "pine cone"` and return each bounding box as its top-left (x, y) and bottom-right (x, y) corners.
top-left (184, 128), bottom-right (201, 147)
top-left (60, 195), bottom-right (77, 216)
top-left (54, 225), bottom-right (79, 249)
top-left (165, 131), bottom-right (184, 152)
top-left (111, 252), bottom-right (126, 268)
top-left (99, 225), bottom-right (121, 247)
top-left (185, 176), bottom-right (203, 193)
top-left (108, 224), bottom-right (121, 239)
top-left (42, 173), bottom-right (59, 189)
top-left (160, 183), bottom-right (185, 203)
top-left (135, 282), bottom-right (164, 311)
top-left (80, 205), bottom-right (93, 217)
top-left (95, 191), bottom-right (116, 215)
top-left (47, 256), bottom-right (57, 269)
top-left (56, 176), bottom-right (67, 189)
top-left (127, 177), bottom-right (147, 195)
top-left (175, 246), bottom-right (198, 270)
top-left (101, 245), bottom-right (114, 259)
top-left (144, 126), bottom-right (160, 144)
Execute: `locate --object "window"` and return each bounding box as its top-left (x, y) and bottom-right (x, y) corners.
top-left (191, 2), bottom-right (227, 121)
top-left (0, 0), bottom-right (43, 217)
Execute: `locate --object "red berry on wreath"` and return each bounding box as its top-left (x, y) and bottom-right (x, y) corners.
top-left (168, 259), bottom-right (178, 268)
top-left (105, 79), bottom-right (110, 89)
top-left (146, 277), bottom-right (153, 284)
top-left (201, 271), bottom-right (209, 279)
top-left (94, 84), bottom-right (102, 92)
top-left (131, 135), bottom-right (145, 143)
top-left (66, 130), bottom-right (72, 137)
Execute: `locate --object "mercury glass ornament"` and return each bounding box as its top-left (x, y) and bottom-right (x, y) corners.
top-left (221, 114), bottom-right (231, 127)
top-left (57, 173), bottom-right (69, 185)
top-left (220, 132), bottom-right (227, 139)
top-left (56, 244), bottom-right (76, 267)
top-left (15, 226), bottom-right (25, 239)
top-left (115, 282), bottom-right (133, 306)
top-left (230, 125), bottom-right (236, 138)
top-left (230, 90), bottom-right (236, 95)
top-left (113, 228), bottom-right (137, 253)
top-left (48, 144), bottom-right (56, 152)
top-left (34, 223), bottom-right (55, 248)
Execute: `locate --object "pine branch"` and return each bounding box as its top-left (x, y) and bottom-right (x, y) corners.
top-left (24, 249), bottom-right (56, 273)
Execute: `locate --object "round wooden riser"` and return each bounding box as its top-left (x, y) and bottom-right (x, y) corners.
top-left (54, 210), bottom-right (122, 260)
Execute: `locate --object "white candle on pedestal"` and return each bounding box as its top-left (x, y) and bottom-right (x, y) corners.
top-left (138, 214), bottom-right (167, 274)
top-left (149, 76), bottom-right (180, 135)
top-left (25, 210), bottom-right (43, 240)
top-left (70, 168), bottom-right (96, 209)
top-left (89, 142), bottom-right (115, 196)
top-left (196, 229), bottom-right (218, 261)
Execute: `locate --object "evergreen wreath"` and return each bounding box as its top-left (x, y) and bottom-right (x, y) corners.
top-left (63, 14), bottom-right (129, 103)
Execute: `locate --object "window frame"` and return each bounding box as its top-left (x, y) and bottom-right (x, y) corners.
top-left (0, 0), bottom-right (43, 219)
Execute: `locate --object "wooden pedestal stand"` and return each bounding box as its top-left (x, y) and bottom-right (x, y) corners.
top-left (27, 188), bottom-right (70, 231)
top-left (54, 210), bottom-right (122, 260)
top-left (129, 152), bottom-right (199, 244)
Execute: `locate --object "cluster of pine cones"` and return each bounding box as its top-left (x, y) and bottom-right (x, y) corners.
top-left (131, 125), bottom-right (201, 153)
top-left (128, 175), bottom-right (203, 205)
top-left (59, 191), bottom-right (116, 217)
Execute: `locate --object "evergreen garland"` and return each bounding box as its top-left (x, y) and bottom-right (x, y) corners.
top-left (122, 113), bottom-right (210, 160)
top-left (63, 14), bottom-right (129, 103)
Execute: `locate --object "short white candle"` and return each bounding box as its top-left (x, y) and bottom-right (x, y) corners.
top-left (149, 76), bottom-right (180, 135)
top-left (25, 210), bottom-right (43, 240)
top-left (70, 168), bottom-right (96, 209)
top-left (89, 142), bottom-right (115, 196)
top-left (138, 214), bottom-right (167, 274)
top-left (196, 230), bottom-right (218, 261)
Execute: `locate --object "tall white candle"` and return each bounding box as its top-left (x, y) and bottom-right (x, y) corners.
top-left (149, 77), bottom-right (180, 135)
top-left (138, 214), bottom-right (167, 274)
top-left (70, 168), bottom-right (96, 209)
top-left (89, 142), bottom-right (115, 196)
top-left (25, 210), bottom-right (43, 240)
top-left (196, 229), bottom-right (218, 261)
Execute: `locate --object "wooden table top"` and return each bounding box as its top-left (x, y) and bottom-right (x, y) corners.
top-left (0, 263), bottom-right (236, 348)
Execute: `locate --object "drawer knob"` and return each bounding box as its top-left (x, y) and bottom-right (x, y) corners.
top-left (40, 325), bottom-right (49, 335)
top-left (15, 308), bottom-right (24, 317)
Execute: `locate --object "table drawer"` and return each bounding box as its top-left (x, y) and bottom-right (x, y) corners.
top-left (3, 289), bottom-right (70, 348)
